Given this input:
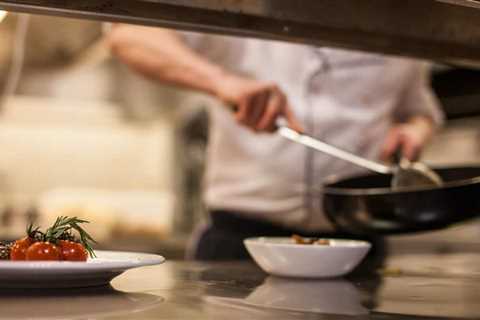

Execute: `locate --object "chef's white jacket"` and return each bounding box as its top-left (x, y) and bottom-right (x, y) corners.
top-left (182, 33), bottom-right (444, 232)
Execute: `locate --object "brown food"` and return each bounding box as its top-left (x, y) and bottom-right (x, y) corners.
top-left (0, 241), bottom-right (11, 260)
top-left (314, 239), bottom-right (330, 245)
top-left (292, 235), bottom-right (330, 246)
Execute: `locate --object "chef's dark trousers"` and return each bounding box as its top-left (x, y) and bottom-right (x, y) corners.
top-left (193, 210), bottom-right (386, 262)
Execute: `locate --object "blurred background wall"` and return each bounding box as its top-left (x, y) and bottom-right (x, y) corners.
top-left (0, 14), bottom-right (478, 258)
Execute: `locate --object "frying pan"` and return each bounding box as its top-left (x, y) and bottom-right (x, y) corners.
top-left (322, 166), bottom-right (480, 235)
top-left (226, 108), bottom-right (480, 234)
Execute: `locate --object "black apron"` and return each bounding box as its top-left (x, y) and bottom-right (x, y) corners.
top-left (193, 210), bottom-right (386, 261)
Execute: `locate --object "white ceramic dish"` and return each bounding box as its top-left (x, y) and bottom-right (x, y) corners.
top-left (244, 237), bottom-right (371, 278)
top-left (0, 250), bottom-right (165, 288)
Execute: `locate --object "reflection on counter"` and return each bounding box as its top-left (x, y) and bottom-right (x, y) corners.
top-left (2, 258), bottom-right (480, 319)
top-left (374, 276), bottom-right (480, 318)
top-left (244, 277), bottom-right (368, 315)
top-left (0, 286), bottom-right (164, 320)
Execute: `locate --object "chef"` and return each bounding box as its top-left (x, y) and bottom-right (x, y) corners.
top-left (106, 25), bottom-right (444, 260)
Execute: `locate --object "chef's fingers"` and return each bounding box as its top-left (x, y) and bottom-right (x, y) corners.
top-left (256, 91), bottom-right (284, 132)
top-left (380, 129), bottom-right (401, 161)
top-left (235, 95), bottom-right (252, 125)
top-left (283, 106), bottom-right (304, 133)
top-left (235, 90), bottom-right (269, 130)
top-left (401, 138), bottom-right (422, 162)
top-left (247, 91), bottom-right (270, 130)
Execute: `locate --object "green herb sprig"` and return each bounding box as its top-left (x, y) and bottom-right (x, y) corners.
top-left (26, 223), bottom-right (44, 242)
top-left (28, 216), bottom-right (97, 258)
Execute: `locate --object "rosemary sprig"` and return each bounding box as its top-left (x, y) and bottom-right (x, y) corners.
top-left (26, 223), bottom-right (44, 242)
top-left (43, 216), bottom-right (97, 258)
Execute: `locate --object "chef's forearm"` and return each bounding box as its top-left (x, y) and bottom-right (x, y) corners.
top-left (107, 25), bottom-right (229, 98)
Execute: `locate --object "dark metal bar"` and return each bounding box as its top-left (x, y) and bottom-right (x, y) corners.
top-left (0, 0), bottom-right (479, 67)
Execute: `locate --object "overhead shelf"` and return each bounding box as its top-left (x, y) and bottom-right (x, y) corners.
top-left (0, 0), bottom-right (479, 67)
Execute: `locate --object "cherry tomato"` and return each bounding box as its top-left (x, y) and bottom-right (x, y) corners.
top-left (25, 242), bottom-right (60, 261)
top-left (58, 240), bottom-right (88, 262)
top-left (10, 237), bottom-right (34, 261)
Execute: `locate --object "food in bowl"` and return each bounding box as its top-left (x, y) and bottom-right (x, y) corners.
top-left (0, 216), bottom-right (96, 261)
top-left (292, 234), bottom-right (330, 245)
top-left (244, 237), bottom-right (371, 278)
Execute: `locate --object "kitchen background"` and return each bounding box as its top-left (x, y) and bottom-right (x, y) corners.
top-left (0, 14), bottom-right (479, 258)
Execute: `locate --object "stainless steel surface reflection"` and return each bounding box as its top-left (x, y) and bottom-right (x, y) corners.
top-left (376, 276), bottom-right (480, 318)
top-left (203, 277), bottom-right (369, 316)
top-left (244, 277), bottom-right (369, 315)
top-left (2, 253), bottom-right (480, 319)
top-left (0, 286), bottom-right (164, 320)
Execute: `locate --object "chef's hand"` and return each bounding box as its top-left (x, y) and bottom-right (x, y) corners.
top-left (213, 74), bottom-right (304, 133)
top-left (381, 116), bottom-right (435, 161)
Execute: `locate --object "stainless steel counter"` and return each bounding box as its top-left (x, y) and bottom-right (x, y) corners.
top-left (1, 249), bottom-right (480, 319)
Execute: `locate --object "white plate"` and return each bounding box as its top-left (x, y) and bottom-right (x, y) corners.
top-left (244, 237), bottom-right (371, 278)
top-left (0, 250), bottom-right (165, 288)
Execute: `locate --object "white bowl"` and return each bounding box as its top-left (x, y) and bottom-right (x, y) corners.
top-left (244, 237), bottom-right (371, 278)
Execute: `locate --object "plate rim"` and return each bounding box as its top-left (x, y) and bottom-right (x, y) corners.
top-left (0, 250), bottom-right (166, 271)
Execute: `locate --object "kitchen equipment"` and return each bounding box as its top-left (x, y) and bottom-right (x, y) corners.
top-left (323, 166), bottom-right (480, 235)
top-left (0, 1), bottom-right (480, 68)
top-left (244, 237), bottom-right (371, 278)
top-left (279, 126), bottom-right (443, 189)
top-left (391, 156), bottom-right (443, 189)
top-left (0, 250), bottom-right (165, 288)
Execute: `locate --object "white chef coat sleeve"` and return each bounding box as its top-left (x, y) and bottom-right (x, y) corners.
top-left (393, 62), bottom-right (444, 126)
